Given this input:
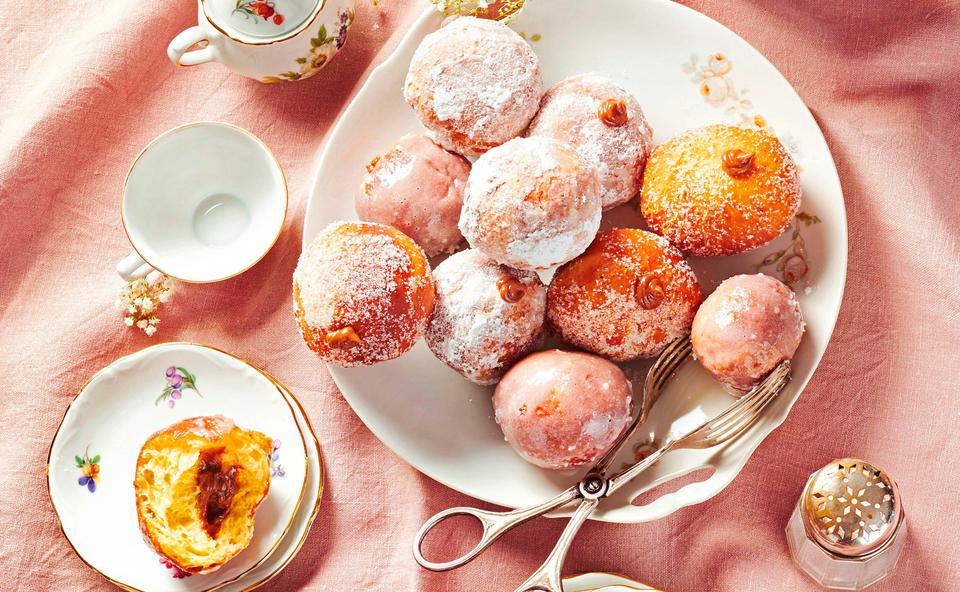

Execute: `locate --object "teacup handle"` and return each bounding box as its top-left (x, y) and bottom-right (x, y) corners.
top-left (168, 26), bottom-right (215, 67)
top-left (117, 251), bottom-right (155, 282)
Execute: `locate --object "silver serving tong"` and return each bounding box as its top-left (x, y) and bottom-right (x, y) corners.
top-left (413, 336), bottom-right (792, 592)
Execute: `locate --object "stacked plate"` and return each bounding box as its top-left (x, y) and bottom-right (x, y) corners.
top-left (47, 343), bottom-right (322, 592)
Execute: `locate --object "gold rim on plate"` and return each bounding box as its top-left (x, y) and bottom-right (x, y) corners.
top-left (45, 342), bottom-right (312, 592)
top-left (119, 122), bottom-right (288, 284)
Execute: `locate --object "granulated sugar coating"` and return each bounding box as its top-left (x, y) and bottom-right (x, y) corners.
top-left (356, 134), bottom-right (470, 257)
top-left (526, 73), bottom-right (653, 210)
top-left (293, 221), bottom-right (435, 368)
top-left (691, 273), bottom-right (804, 394)
top-left (547, 229), bottom-right (703, 361)
top-left (493, 349), bottom-right (633, 470)
top-left (403, 16), bottom-right (542, 157)
top-left (459, 136), bottom-right (602, 270)
top-left (425, 249), bottom-right (546, 385)
top-left (640, 124), bottom-right (801, 256)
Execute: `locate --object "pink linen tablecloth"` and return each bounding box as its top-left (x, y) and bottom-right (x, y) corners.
top-left (1, 1), bottom-right (959, 590)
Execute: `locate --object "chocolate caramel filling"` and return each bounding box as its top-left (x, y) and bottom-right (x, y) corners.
top-left (497, 276), bottom-right (525, 303)
top-left (196, 448), bottom-right (239, 539)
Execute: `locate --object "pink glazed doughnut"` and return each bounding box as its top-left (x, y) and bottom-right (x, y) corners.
top-left (493, 350), bottom-right (633, 470)
top-left (691, 273), bottom-right (804, 393)
top-left (459, 136), bottom-right (602, 270)
top-left (526, 73), bottom-right (653, 210)
top-left (403, 16), bottom-right (543, 156)
top-left (425, 249), bottom-right (546, 385)
top-left (356, 134), bottom-right (470, 257)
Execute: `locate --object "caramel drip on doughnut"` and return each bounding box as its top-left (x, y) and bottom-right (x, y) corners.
top-left (722, 149), bottom-right (756, 178)
top-left (497, 276), bottom-right (525, 303)
top-left (597, 98), bottom-right (629, 127)
top-left (635, 273), bottom-right (665, 310)
top-left (326, 326), bottom-right (362, 349)
top-left (365, 155), bottom-right (381, 173)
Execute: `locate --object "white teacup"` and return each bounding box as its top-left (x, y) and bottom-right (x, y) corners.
top-left (167, 0), bottom-right (356, 83)
top-left (118, 122), bottom-right (287, 283)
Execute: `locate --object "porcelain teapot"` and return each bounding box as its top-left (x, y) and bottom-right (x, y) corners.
top-left (167, 0), bottom-right (355, 83)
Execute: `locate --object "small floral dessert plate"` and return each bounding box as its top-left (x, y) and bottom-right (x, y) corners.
top-left (304, 0), bottom-right (847, 523)
top-left (563, 572), bottom-right (661, 591)
top-left (47, 343), bottom-right (309, 592)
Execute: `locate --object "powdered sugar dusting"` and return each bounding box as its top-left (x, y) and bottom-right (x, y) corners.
top-left (527, 73), bottom-right (653, 210)
top-left (547, 229), bottom-right (703, 360)
top-left (641, 124), bottom-right (801, 256)
top-left (293, 221), bottom-right (434, 367)
top-left (459, 136), bottom-right (602, 270)
top-left (426, 249), bottom-right (546, 384)
top-left (404, 17), bottom-right (543, 156)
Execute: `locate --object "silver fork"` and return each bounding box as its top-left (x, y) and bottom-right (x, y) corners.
top-left (413, 337), bottom-right (792, 592)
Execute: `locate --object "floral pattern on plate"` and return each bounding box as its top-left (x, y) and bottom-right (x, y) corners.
top-left (269, 439), bottom-right (286, 478)
top-left (157, 365), bottom-right (202, 408)
top-left (756, 211), bottom-right (821, 286)
top-left (75, 447), bottom-right (100, 493)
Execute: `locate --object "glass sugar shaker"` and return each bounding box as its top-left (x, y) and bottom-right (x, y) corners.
top-left (786, 458), bottom-right (907, 590)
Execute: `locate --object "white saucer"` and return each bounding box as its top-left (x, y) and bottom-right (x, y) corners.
top-left (47, 343), bottom-right (308, 592)
top-left (564, 572), bottom-right (661, 591)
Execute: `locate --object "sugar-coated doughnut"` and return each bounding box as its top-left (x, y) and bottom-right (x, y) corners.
top-left (493, 350), bottom-right (633, 470)
top-left (356, 134), bottom-right (470, 257)
top-left (403, 16), bottom-right (542, 156)
top-left (134, 416), bottom-right (272, 574)
top-left (547, 229), bottom-right (703, 361)
top-left (526, 73), bottom-right (653, 210)
top-left (691, 273), bottom-right (804, 393)
top-left (293, 221), bottom-right (435, 367)
top-left (425, 249), bottom-right (546, 385)
top-left (459, 136), bottom-right (602, 270)
top-left (640, 124), bottom-right (801, 256)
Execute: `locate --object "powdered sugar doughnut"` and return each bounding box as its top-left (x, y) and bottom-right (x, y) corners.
top-left (691, 273), bottom-right (804, 393)
top-left (293, 221), bottom-right (435, 367)
top-left (526, 74), bottom-right (653, 210)
top-left (547, 229), bottom-right (703, 361)
top-left (403, 16), bottom-right (542, 156)
top-left (459, 136), bottom-right (602, 270)
top-left (641, 124), bottom-right (801, 256)
top-left (425, 249), bottom-right (546, 385)
top-left (356, 134), bottom-right (469, 257)
top-left (493, 350), bottom-right (633, 470)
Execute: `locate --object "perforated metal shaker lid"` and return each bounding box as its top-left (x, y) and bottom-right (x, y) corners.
top-left (802, 458), bottom-right (903, 557)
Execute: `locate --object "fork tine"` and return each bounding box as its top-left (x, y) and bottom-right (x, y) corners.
top-left (690, 362), bottom-right (791, 447)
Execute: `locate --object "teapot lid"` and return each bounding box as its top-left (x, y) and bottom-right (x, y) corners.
top-left (204, 0), bottom-right (320, 39)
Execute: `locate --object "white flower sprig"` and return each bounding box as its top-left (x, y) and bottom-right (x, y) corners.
top-left (429, 0), bottom-right (525, 21)
top-left (116, 271), bottom-right (174, 336)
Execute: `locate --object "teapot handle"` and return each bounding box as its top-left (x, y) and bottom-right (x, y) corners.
top-left (167, 26), bottom-right (215, 67)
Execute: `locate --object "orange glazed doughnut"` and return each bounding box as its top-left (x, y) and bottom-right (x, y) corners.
top-left (640, 124), bottom-right (801, 256)
top-left (403, 16), bottom-right (542, 157)
top-left (293, 221), bottom-right (435, 367)
top-left (547, 229), bottom-right (703, 361)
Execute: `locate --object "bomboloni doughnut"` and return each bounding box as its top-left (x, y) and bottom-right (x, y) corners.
top-left (640, 124), bottom-right (801, 256)
top-left (293, 221), bottom-right (435, 367)
top-left (356, 134), bottom-right (470, 257)
top-left (403, 16), bottom-right (542, 156)
top-left (526, 73), bottom-right (653, 210)
top-left (425, 249), bottom-right (546, 385)
top-left (459, 136), bottom-right (602, 270)
top-left (493, 350), bottom-right (632, 470)
top-left (547, 229), bottom-right (703, 361)
top-left (134, 416), bottom-right (272, 574)
top-left (691, 273), bottom-right (804, 393)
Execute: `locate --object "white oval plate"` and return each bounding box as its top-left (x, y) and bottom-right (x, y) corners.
top-left (47, 343), bottom-right (308, 592)
top-left (564, 572), bottom-right (660, 591)
top-left (214, 373), bottom-right (324, 592)
top-left (303, 0), bottom-right (846, 523)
